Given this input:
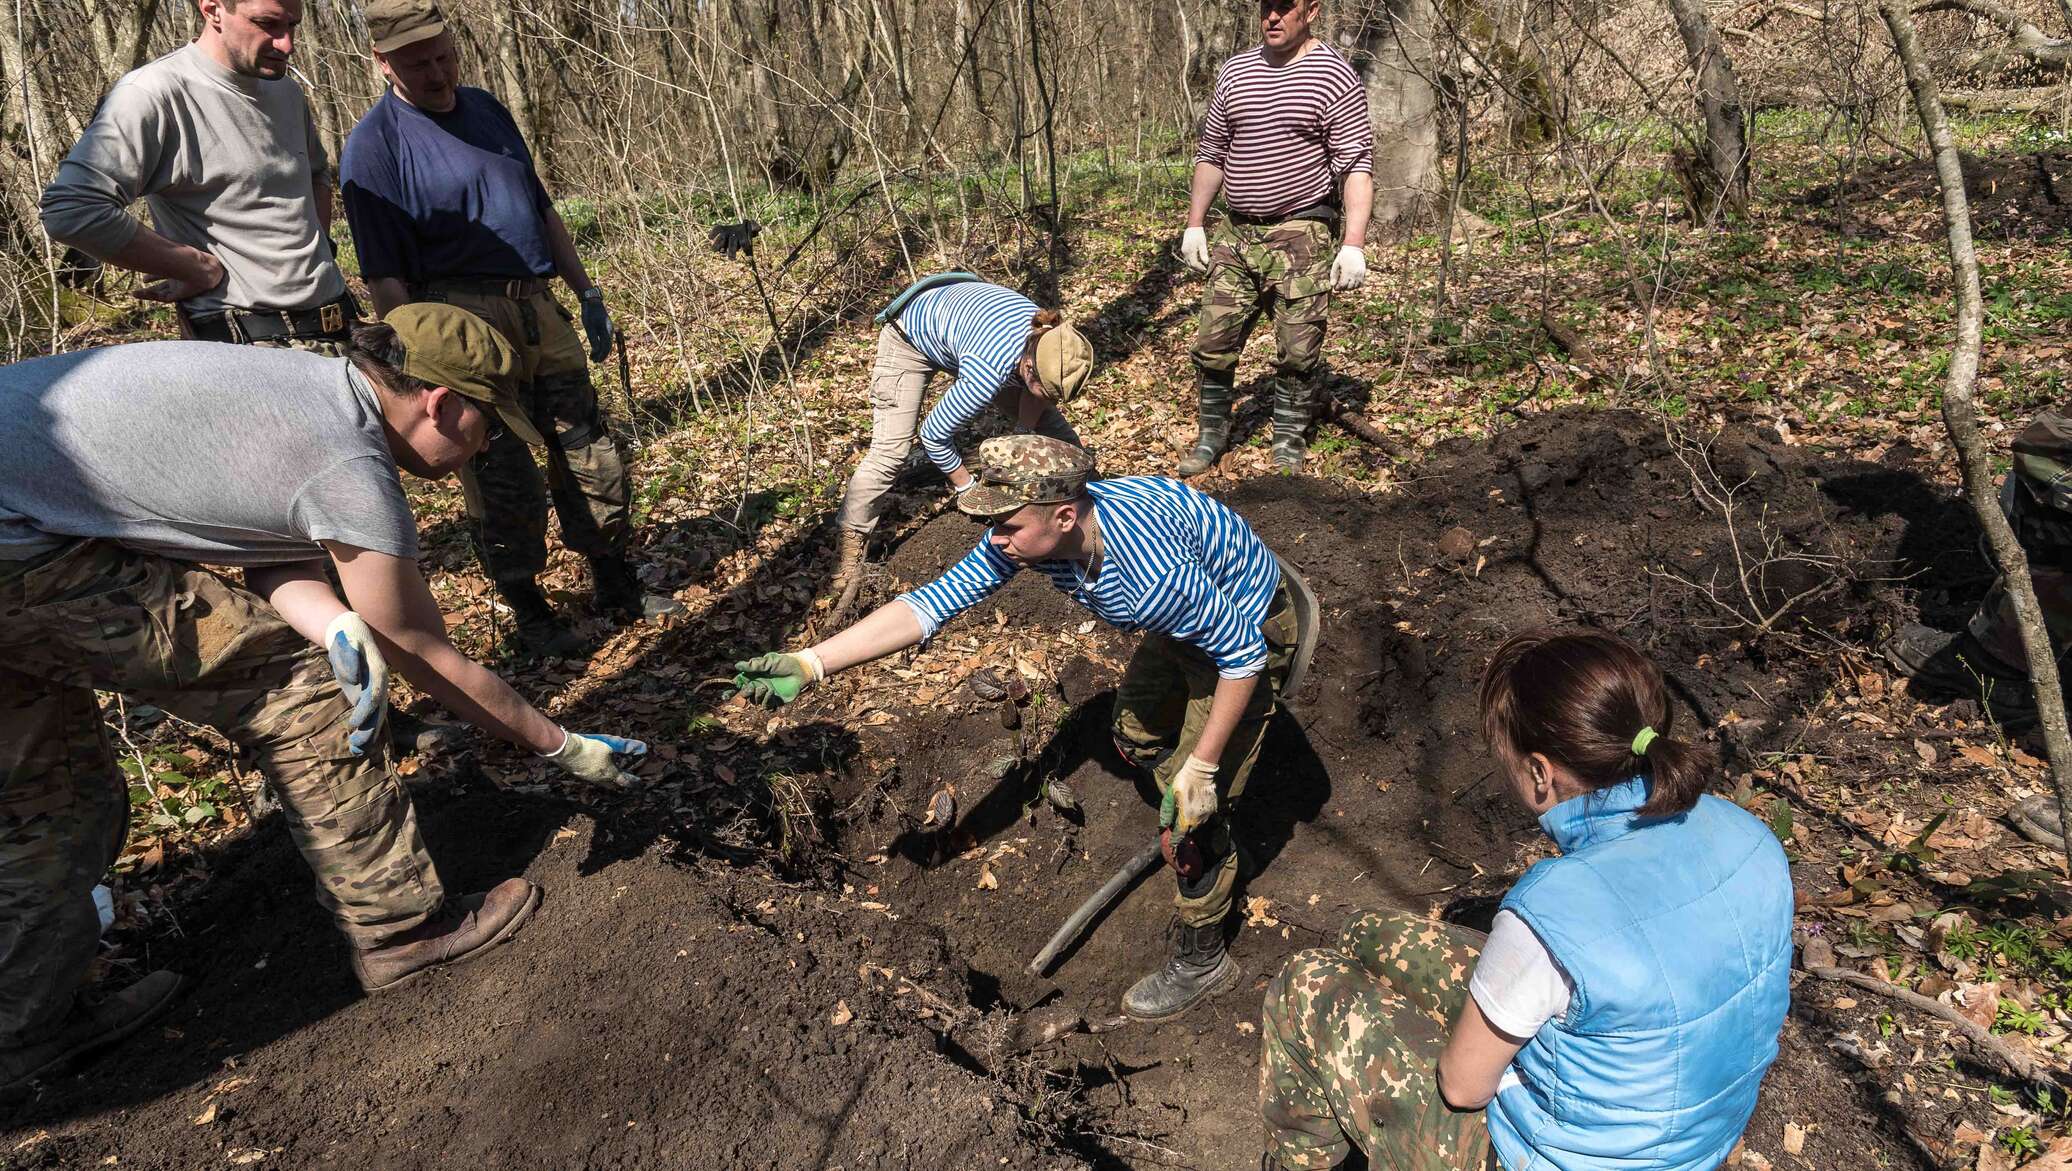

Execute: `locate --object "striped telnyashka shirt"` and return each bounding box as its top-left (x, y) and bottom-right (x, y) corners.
top-left (1192, 43), bottom-right (1374, 221)
top-left (894, 280), bottom-right (1038, 475)
top-left (898, 477), bottom-right (1282, 679)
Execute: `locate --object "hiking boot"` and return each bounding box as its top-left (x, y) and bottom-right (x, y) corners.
top-left (0, 970), bottom-right (182, 1093)
top-left (829, 529), bottom-right (868, 626)
top-left (499, 581), bottom-right (589, 660)
top-left (390, 711), bottom-right (464, 758)
top-left (351, 879), bottom-right (541, 993)
top-left (591, 556), bottom-right (686, 623)
top-left (2011, 793), bottom-right (2068, 852)
top-left (1122, 920), bottom-right (1240, 1022)
top-left (1882, 623), bottom-right (2037, 724)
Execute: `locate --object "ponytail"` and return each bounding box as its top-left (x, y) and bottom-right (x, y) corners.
top-left (1479, 628), bottom-right (1713, 817)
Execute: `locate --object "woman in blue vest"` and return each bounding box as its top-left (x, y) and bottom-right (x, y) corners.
top-left (1258, 629), bottom-right (1793, 1171)
top-left (828, 275), bottom-right (1095, 620)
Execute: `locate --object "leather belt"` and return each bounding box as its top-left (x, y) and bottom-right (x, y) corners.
top-left (1227, 200), bottom-right (1342, 228)
top-left (418, 276), bottom-right (552, 301)
top-left (185, 293), bottom-right (358, 344)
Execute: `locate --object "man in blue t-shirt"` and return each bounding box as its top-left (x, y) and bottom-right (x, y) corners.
top-left (340, 0), bottom-right (681, 659)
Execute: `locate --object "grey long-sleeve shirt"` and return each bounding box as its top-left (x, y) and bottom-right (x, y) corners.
top-left (39, 43), bottom-right (346, 316)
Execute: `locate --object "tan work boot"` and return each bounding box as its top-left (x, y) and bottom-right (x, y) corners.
top-left (829, 529), bottom-right (868, 626)
top-left (350, 878), bottom-right (542, 993)
top-left (0, 970), bottom-right (183, 1093)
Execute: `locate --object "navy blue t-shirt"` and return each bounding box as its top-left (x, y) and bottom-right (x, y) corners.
top-left (339, 87), bottom-right (555, 283)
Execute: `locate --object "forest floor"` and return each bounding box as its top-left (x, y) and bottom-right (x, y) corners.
top-left (8, 120), bottom-right (2072, 1170)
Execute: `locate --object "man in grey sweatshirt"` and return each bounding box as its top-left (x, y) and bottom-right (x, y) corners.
top-left (38, 0), bottom-right (355, 350)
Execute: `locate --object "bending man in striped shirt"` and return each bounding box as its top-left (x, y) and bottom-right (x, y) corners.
top-left (829, 276), bottom-right (1094, 622)
top-left (740, 435), bottom-right (1308, 1021)
top-left (1178, 0), bottom-right (1375, 474)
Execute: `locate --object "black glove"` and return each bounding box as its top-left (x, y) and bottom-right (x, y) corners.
top-left (709, 220), bottom-right (763, 262)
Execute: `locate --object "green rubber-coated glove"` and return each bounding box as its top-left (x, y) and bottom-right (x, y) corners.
top-left (731, 649), bottom-right (825, 707)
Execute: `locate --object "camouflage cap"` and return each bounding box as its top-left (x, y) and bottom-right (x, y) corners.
top-left (365, 0), bottom-right (447, 53)
top-left (383, 303), bottom-right (544, 447)
top-left (958, 434), bottom-right (1097, 519)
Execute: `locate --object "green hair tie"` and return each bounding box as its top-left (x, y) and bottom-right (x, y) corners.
top-left (1631, 726), bottom-right (1659, 756)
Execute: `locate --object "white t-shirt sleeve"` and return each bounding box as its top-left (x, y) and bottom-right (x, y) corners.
top-left (1468, 910), bottom-right (1574, 1041)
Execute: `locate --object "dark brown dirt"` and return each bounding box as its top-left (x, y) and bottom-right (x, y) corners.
top-left (2, 408), bottom-right (1982, 1169)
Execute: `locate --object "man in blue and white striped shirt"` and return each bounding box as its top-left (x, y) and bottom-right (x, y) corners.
top-left (741, 435), bottom-right (1306, 1021)
top-left (829, 277), bottom-right (1093, 621)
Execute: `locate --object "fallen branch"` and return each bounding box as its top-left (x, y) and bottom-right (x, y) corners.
top-left (1884, 0), bottom-right (2072, 881)
top-left (1913, 0), bottom-right (2072, 69)
top-left (1803, 961), bottom-right (2060, 1091)
top-left (1941, 86), bottom-right (2070, 112)
top-left (1027, 840), bottom-right (1162, 977)
top-left (1324, 399), bottom-right (1406, 458)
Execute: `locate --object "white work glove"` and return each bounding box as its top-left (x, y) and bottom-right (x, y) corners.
top-left (541, 728), bottom-right (649, 792)
top-left (323, 612), bottom-right (389, 757)
top-left (1164, 755), bottom-right (1220, 835)
top-left (1329, 245), bottom-right (1369, 292)
top-left (1179, 226), bottom-right (1211, 274)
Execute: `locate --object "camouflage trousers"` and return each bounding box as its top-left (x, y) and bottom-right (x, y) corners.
top-left (0, 540), bottom-right (443, 1045)
top-left (1189, 217), bottom-right (1337, 445)
top-left (1260, 909), bottom-right (1495, 1171)
top-left (417, 286), bottom-right (633, 593)
top-left (244, 337), bottom-right (348, 357)
top-left (1971, 406), bottom-right (2072, 670)
top-left (1110, 583), bottom-right (1296, 929)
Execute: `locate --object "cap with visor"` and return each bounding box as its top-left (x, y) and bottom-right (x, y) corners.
top-left (365, 0), bottom-right (447, 53)
top-left (382, 302), bottom-right (544, 447)
top-left (957, 434), bottom-right (1096, 519)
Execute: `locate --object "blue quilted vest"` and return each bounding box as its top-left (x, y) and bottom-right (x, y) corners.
top-left (1487, 778), bottom-right (1793, 1171)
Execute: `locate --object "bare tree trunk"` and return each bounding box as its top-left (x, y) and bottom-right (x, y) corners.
top-left (1880, 0), bottom-right (2072, 877)
top-left (491, 5), bottom-right (540, 153)
top-left (1664, 0), bottom-right (1751, 220)
top-left (1347, 0), bottom-right (1441, 229)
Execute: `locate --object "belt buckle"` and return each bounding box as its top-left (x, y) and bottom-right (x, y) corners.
top-left (319, 302), bottom-right (345, 334)
top-left (505, 279), bottom-right (527, 300)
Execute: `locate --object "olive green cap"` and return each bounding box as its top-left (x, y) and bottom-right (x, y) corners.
top-left (366, 0), bottom-right (447, 53)
top-left (384, 303), bottom-right (543, 447)
top-left (958, 434), bottom-right (1097, 519)
top-left (1033, 321), bottom-right (1093, 403)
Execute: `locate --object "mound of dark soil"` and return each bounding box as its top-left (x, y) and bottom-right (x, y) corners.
top-left (854, 407), bottom-right (1968, 1168)
top-left (3, 408), bottom-right (1975, 1170)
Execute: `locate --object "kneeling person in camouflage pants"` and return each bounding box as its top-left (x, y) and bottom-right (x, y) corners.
top-left (0, 305), bottom-right (649, 1092)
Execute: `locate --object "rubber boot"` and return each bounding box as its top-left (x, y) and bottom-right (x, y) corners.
top-left (590, 555), bottom-right (686, 623)
top-left (1271, 373), bottom-right (1317, 472)
top-left (1177, 371), bottom-right (1235, 477)
top-left (1122, 919), bottom-right (1240, 1021)
top-left (829, 529), bottom-right (868, 626)
top-left (1, 970), bottom-right (183, 1093)
top-left (499, 580), bottom-right (589, 660)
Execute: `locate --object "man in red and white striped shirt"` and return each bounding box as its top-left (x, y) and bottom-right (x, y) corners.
top-left (1179, 0), bottom-right (1374, 474)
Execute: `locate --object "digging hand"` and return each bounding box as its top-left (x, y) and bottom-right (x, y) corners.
top-left (542, 729), bottom-right (649, 791)
top-left (324, 612), bottom-right (390, 757)
top-left (1329, 245), bottom-right (1369, 292)
top-left (731, 649), bottom-right (825, 707)
top-left (1179, 226), bottom-right (1210, 273)
top-left (709, 220), bottom-right (763, 262)
top-left (579, 291), bottom-right (614, 362)
top-left (1163, 755), bottom-right (1218, 835)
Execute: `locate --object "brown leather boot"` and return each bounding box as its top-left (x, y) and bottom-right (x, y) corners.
top-left (0, 970), bottom-right (183, 1093)
top-left (350, 878), bottom-right (542, 993)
